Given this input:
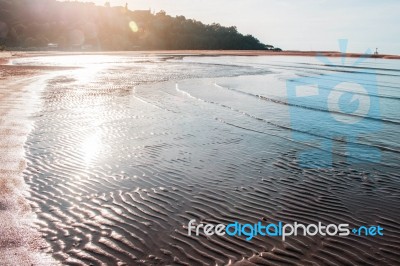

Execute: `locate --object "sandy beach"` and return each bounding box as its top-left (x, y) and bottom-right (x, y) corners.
top-left (1, 51), bottom-right (400, 265)
top-left (1, 0), bottom-right (399, 263)
top-left (0, 52), bottom-right (56, 265)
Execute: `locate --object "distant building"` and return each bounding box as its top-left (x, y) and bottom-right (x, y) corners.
top-left (47, 43), bottom-right (59, 49)
top-left (133, 9), bottom-right (151, 15)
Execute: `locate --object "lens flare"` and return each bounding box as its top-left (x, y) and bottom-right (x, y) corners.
top-left (129, 21), bottom-right (138, 33)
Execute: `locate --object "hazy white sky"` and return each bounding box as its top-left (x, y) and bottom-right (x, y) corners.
top-left (86, 0), bottom-right (400, 54)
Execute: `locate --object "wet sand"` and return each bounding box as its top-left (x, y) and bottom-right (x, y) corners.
top-left (0, 52), bottom-right (77, 265)
top-left (1, 52), bottom-right (400, 265)
top-left (0, 53), bottom-right (55, 265)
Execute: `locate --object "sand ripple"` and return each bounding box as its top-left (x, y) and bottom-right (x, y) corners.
top-left (21, 55), bottom-right (400, 265)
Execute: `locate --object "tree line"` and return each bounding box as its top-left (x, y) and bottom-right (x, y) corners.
top-left (0, 0), bottom-right (281, 51)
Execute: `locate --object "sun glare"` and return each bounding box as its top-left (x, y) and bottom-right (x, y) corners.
top-left (82, 130), bottom-right (102, 165)
top-left (129, 21), bottom-right (139, 33)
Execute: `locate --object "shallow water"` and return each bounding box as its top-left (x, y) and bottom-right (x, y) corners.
top-left (13, 54), bottom-right (400, 265)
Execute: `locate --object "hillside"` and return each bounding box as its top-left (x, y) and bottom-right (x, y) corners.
top-left (0, 0), bottom-right (280, 51)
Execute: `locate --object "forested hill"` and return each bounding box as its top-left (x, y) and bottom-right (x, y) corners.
top-left (0, 0), bottom-right (281, 51)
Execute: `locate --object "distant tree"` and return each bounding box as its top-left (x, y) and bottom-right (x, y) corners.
top-left (24, 37), bottom-right (37, 47)
top-left (0, 0), bottom-right (280, 51)
top-left (157, 10), bottom-right (167, 16)
top-left (7, 28), bottom-right (20, 47)
top-left (36, 36), bottom-right (49, 47)
top-left (57, 36), bottom-right (67, 48)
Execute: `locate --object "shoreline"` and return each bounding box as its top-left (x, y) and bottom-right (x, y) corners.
top-left (0, 77), bottom-right (57, 266)
top-left (0, 52), bottom-right (58, 265)
top-left (3, 50), bottom-right (400, 60)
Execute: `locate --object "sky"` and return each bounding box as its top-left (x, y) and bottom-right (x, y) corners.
top-left (85, 0), bottom-right (400, 54)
